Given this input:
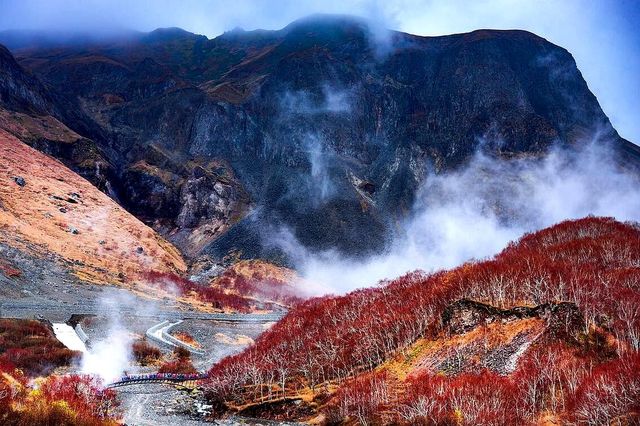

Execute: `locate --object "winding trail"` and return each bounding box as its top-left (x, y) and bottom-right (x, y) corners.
top-left (146, 320), bottom-right (205, 355)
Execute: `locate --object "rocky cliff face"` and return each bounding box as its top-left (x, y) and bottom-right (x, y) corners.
top-left (0, 43), bottom-right (115, 193)
top-left (2, 15), bottom-right (637, 261)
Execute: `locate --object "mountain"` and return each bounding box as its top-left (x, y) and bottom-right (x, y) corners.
top-left (203, 217), bottom-right (640, 424)
top-left (1, 15), bottom-right (638, 262)
top-left (0, 129), bottom-right (186, 286)
top-left (0, 42), bottom-right (115, 192)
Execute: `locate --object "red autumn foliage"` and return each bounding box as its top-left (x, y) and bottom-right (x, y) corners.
top-left (142, 271), bottom-right (251, 312)
top-left (204, 217), bottom-right (640, 422)
top-left (567, 352), bottom-right (640, 424)
top-left (215, 268), bottom-right (302, 307)
top-left (35, 375), bottom-right (119, 424)
top-left (398, 370), bottom-right (524, 425)
top-left (0, 372), bottom-right (119, 426)
top-left (0, 259), bottom-right (21, 278)
top-left (132, 339), bottom-right (162, 366)
top-left (0, 319), bottom-right (80, 377)
top-left (158, 347), bottom-right (198, 375)
top-left (324, 371), bottom-right (394, 425)
top-left (158, 358), bottom-right (198, 375)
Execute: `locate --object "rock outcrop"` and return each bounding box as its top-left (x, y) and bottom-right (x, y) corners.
top-left (442, 298), bottom-right (584, 340)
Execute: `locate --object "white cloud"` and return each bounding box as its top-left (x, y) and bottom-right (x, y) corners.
top-left (277, 135), bottom-right (640, 295)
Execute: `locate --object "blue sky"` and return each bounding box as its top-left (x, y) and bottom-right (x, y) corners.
top-left (1, 0), bottom-right (638, 143)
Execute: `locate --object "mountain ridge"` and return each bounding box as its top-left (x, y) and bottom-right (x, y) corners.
top-left (0, 15), bottom-right (637, 263)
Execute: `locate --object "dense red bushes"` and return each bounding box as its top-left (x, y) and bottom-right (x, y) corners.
top-left (398, 370), bottom-right (524, 425)
top-left (204, 217), bottom-right (640, 423)
top-left (0, 369), bottom-right (119, 426)
top-left (158, 347), bottom-right (197, 375)
top-left (215, 267), bottom-right (302, 307)
top-left (568, 352), bottom-right (640, 424)
top-left (0, 319), bottom-right (80, 376)
top-left (331, 344), bottom-right (640, 425)
top-left (206, 270), bottom-right (453, 405)
top-left (0, 320), bottom-right (118, 424)
top-left (142, 271), bottom-right (251, 312)
top-left (325, 371), bottom-right (394, 425)
top-left (35, 375), bottom-right (119, 424)
top-left (132, 339), bottom-right (162, 366)
top-left (158, 359), bottom-right (198, 375)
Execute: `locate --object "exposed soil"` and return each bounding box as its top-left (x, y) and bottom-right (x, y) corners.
top-left (0, 130), bottom-right (186, 285)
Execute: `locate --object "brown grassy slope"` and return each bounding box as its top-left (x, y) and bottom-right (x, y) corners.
top-left (209, 259), bottom-right (302, 307)
top-left (0, 129), bottom-right (186, 284)
top-left (0, 109), bottom-right (81, 145)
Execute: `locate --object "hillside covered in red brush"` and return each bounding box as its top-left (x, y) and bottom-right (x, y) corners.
top-left (0, 319), bottom-right (119, 425)
top-left (204, 217), bottom-right (640, 424)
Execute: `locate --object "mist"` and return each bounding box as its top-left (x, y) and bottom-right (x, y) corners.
top-left (81, 323), bottom-right (132, 383)
top-left (78, 292), bottom-right (159, 383)
top-left (277, 135), bottom-right (640, 295)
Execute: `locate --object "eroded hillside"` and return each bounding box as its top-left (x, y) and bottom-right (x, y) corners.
top-left (0, 130), bottom-right (186, 285)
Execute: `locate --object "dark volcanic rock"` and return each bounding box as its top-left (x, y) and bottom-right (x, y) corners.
top-left (12, 176), bottom-right (25, 187)
top-left (442, 298), bottom-right (584, 340)
top-left (0, 43), bottom-right (116, 192)
top-left (1, 15), bottom-right (638, 260)
top-left (120, 144), bottom-right (249, 255)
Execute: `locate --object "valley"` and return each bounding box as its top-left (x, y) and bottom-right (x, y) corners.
top-left (0, 10), bottom-right (638, 426)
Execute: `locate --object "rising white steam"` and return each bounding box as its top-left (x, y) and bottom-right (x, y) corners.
top-left (79, 292), bottom-right (146, 383)
top-left (277, 136), bottom-right (640, 295)
top-left (81, 324), bottom-right (132, 383)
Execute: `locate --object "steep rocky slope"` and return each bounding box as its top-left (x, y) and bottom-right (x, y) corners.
top-left (204, 217), bottom-right (640, 424)
top-left (3, 15), bottom-right (638, 261)
top-left (0, 43), bottom-right (114, 192)
top-left (0, 129), bottom-right (185, 285)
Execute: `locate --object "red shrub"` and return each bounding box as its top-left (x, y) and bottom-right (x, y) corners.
top-left (158, 358), bottom-right (197, 375)
top-left (325, 371), bottom-right (394, 424)
top-left (0, 373), bottom-right (119, 425)
top-left (158, 347), bottom-right (197, 374)
top-left (395, 371), bottom-right (524, 425)
top-left (37, 375), bottom-right (119, 424)
top-left (204, 217), bottom-right (640, 420)
top-left (132, 340), bottom-right (162, 366)
top-left (567, 352), bottom-right (640, 424)
top-left (216, 267), bottom-right (302, 307)
top-left (0, 319), bottom-right (80, 376)
top-left (142, 271), bottom-right (251, 312)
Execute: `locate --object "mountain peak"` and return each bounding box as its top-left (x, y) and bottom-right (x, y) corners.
top-left (142, 27), bottom-right (204, 43)
top-left (282, 13), bottom-right (369, 35)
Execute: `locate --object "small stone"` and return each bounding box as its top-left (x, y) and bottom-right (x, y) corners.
top-left (136, 246), bottom-right (144, 254)
top-left (59, 207), bottom-right (67, 213)
top-left (98, 240), bottom-right (106, 245)
top-left (70, 192), bottom-right (81, 199)
top-left (13, 176), bottom-right (25, 187)
top-left (68, 227), bottom-right (79, 235)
